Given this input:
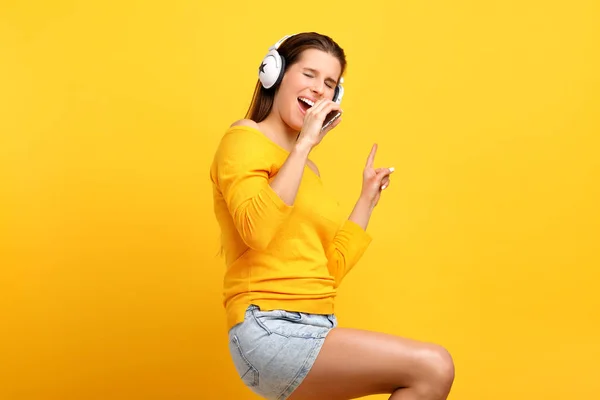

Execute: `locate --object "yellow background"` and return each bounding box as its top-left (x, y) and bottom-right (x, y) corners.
top-left (2, 1), bottom-right (599, 399)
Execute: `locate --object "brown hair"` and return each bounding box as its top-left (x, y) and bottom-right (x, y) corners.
top-left (245, 32), bottom-right (347, 122)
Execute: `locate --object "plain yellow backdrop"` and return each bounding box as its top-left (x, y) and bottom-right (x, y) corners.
top-left (2, 1), bottom-right (599, 399)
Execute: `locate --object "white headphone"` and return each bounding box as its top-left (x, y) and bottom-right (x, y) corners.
top-left (258, 34), bottom-right (345, 104)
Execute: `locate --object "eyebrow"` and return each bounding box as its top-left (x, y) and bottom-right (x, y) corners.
top-left (304, 68), bottom-right (337, 85)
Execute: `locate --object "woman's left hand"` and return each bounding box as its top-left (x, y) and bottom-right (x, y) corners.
top-left (360, 143), bottom-right (394, 209)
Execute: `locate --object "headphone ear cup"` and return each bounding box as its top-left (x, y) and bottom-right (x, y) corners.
top-left (333, 81), bottom-right (344, 104)
top-left (259, 49), bottom-right (284, 89)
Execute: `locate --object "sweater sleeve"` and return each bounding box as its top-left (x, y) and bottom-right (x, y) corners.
top-left (325, 219), bottom-right (373, 287)
top-left (211, 128), bottom-right (293, 251)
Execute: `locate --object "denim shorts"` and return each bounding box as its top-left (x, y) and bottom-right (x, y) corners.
top-left (227, 304), bottom-right (338, 400)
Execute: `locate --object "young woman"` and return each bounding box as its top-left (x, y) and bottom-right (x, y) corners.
top-left (210, 32), bottom-right (455, 400)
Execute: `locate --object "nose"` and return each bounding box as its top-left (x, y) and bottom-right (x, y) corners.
top-left (311, 81), bottom-right (325, 98)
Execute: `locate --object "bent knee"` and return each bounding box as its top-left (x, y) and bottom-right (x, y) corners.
top-left (418, 344), bottom-right (455, 395)
top-left (430, 345), bottom-right (455, 385)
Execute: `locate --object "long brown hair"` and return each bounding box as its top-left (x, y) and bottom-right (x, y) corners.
top-left (245, 32), bottom-right (347, 122)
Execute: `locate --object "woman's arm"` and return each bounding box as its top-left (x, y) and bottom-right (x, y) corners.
top-left (350, 143), bottom-right (394, 230)
top-left (270, 140), bottom-right (312, 206)
top-left (326, 144), bottom-right (394, 286)
top-left (349, 195), bottom-right (375, 231)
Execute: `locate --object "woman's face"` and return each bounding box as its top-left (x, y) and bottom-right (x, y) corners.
top-left (274, 48), bottom-right (342, 132)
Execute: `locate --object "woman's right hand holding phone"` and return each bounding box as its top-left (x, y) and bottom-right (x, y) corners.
top-left (296, 99), bottom-right (342, 149)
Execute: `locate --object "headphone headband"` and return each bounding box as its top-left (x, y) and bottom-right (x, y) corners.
top-left (271, 34), bottom-right (296, 50)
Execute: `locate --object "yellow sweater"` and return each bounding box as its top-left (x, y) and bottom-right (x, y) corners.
top-left (210, 125), bottom-right (373, 330)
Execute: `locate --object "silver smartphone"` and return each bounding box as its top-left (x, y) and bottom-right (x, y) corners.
top-left (321, 111), bottom-right (342, 131)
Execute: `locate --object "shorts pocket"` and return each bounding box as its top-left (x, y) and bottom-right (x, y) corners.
top-left (278, 310), bottom-right (302, 321)
top-left (252, 309), bottom-right (330, 339)
top-left (253, 308), bottom-right (302, 321)
top-left (228, 334), bottom-right (259, 387)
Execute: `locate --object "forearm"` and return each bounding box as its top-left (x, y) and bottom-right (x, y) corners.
top-left (327, 212), bottom-right (374, 287)
top-left (270, 141), bottom-right (312, 206)
top-left (348, 195), bottom-right (374, 231)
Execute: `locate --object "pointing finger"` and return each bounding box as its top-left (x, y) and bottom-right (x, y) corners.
top-left (366, 143), bottom-right (377, 168)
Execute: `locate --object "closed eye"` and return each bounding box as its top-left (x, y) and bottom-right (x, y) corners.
top-left (303, 68), bottom-right (335, 89)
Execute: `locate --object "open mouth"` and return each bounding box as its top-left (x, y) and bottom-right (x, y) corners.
top-left (298, 97), bottom-right (315, 113)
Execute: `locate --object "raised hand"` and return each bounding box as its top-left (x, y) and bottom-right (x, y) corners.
top-left (360, 143), bottom-right (394, 209)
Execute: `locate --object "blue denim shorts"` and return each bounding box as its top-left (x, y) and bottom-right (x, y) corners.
top-left (227, 304), bottom-right (338, 400)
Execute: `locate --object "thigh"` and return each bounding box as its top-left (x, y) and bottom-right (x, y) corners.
top-left (287, 327), bottom-right (452, 400)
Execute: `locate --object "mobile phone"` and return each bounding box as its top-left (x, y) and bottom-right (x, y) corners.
top-left (321, 110), bottom-right (342, 131)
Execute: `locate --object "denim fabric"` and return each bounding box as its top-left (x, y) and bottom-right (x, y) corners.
top-left (227, 304), bottom-right (337, 400)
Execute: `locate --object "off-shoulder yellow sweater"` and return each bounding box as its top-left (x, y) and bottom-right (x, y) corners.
top-left (210, 125), bottom-right (372, 330)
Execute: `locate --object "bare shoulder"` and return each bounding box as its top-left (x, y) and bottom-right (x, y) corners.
top-left (230, 119), bottom-right (260, 129)
top-left (306, 159), bottom-right (320, 177)
top-left (219, 118), bottom-right (265, 156)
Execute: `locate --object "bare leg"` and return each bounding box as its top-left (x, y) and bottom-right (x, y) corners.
top-left (287, 327), bottom-right (455, 400)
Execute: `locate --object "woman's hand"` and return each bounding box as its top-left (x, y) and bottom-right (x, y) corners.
top-left (296, 99), bottom-right (342, 149)
top-left (360, 143), bottom-right (394, 209)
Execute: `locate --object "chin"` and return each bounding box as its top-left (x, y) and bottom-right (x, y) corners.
top-left (282, 114), bottom-right (303, 132)
top-left (289, 120), bottom-right (303, 132)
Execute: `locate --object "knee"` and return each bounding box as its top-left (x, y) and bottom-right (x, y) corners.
top-left (419, 344), bottom-right (455, 397)
top-left (431, 345), bottom-right (455, 388)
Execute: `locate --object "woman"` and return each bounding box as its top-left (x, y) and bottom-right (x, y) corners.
top-left (210, 32), bottom-right (455, 400)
